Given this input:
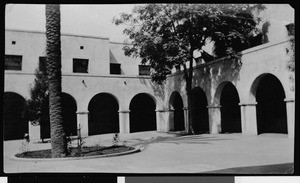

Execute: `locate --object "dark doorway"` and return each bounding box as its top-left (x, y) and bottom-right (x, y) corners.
top-left (40, 93), bottom-right (77, 139)
top-left (169, 91), bottom-right (185, 131)
top-left (256, 74), bottom-right (287, 134)
top-left (88, 93), bottom-right (119, 136)
top-left (191, 87), bottom-right (209, 134)
top-left (130, 93), bottom-right (156, 133)
top-left (62, 93), bottom-right (77, 136)
top-left (4, 92), bottom-right (28, 140)
top-left (220, 83), bottom-right (241, 133)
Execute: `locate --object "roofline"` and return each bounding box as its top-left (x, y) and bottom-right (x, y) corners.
top-left (167, 37), bottom-right (293, 78)
top-left (5, 28), bottom-right (110, 40)
top-left (109, 41), bottom-right (133, 45)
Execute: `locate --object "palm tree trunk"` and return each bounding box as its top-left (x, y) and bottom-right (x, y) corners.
top-left (45, 4), bottom-right (67, 158)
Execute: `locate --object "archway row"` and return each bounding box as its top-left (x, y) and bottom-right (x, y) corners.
top-left (168, 87), bottom-right (209, 134)
top-left (3, 92), bottom-right (78, 140)
top-left (88, 92), bottom-right (157, 136)
top-left (169, 73), bottom-right (287, 135)
top-left (4, 91), bottom-right (159, 140)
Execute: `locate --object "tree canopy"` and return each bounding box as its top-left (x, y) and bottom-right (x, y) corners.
top-left (113, 4), bottom-right (265, 84)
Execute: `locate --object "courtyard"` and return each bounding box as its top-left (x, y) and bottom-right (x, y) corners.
top-left (4, 131), bottom-right (294, 173)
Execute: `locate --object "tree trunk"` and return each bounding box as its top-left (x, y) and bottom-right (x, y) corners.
top-left (183, 51), bottom-right (195, 135)
top-left (45, 4), bottom-right (67, 158)
top-left (186, 77), bottom-right (194, 134)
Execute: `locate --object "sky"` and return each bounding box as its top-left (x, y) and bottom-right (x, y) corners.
top-left (5, 4), bottom-right (136, 42)
top-left (5, 4), bottom-right (294, 43)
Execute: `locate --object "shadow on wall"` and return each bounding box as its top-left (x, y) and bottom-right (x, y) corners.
top-left (138, 78), bottom-right (166, 103)
top-left (192, 54), bottom-right (243, 105)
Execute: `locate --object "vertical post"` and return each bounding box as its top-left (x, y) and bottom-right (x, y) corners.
top-left (239, 102), bottom-right (258, 135)
top-left (118, 110), bottom-right (130, 134)
top-left (167, 108), bottom-right (175, 131)
top-left (284, 98), bottom-right (295, 138)
top-left (28, 121), bottom-right (41, 142)
top-left (207, 105), bottom-right (221, 134)
top-left (155, 108), bottom-right (167, 132)
top-left (183, 107), bottom-right (189, 133)
top-left (76, 111), bottom-right (89, 137)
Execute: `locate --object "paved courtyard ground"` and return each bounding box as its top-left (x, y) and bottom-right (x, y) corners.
top-left (4, 131), bottom-right (294, 173)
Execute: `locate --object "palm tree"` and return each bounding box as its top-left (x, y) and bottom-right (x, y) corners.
top-left (45, 4), bottom-right (67, 157)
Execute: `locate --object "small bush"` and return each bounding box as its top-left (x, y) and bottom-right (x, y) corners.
top-left (112, 133), bottom-right (120, 146)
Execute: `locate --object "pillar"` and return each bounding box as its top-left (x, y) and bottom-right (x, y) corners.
top-left (167, 108), bottom-right (175, 131)
top-left (239, 102), bottom-right (257, 135)
top-left (207, 105), bottom-right (221, 134)
top-left (284, 98), bottom-right (295, 138)
top-left (118, 110), bottom-right (130, 134)
top-left (76, 111), bottom-right (89, 137)
top-left (28, 122), bottom-right (41, 142)
top-left (155, 109), bottom-right (167, 132)
top-left (183, 107), bottom-right (189, 133)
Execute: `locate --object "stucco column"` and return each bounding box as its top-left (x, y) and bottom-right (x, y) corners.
top-left (183, 107), bottom-right (189, 133)
top-left (239, 102), bottom-right (257, 136)
top-left (155, 109), bottom-right (167, 132)
top-left (28, 122), bottom-right (40, 142)
top-left (118, 110), bottom-right (130, 134)
top-left (207, 105), bottom-right (221, 134)
top-left (284, 98), bottom-right (295, 138)
top-left (167, 108), bottom-right (175, 131)
top-left (76, 111), bottom-right (89, 137)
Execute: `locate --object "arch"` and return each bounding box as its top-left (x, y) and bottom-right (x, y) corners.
top-left (191, 87), bottom-right (209, 134)
top-left (251, 74), bottom-right (287, 134)
top-left (129, 93), bottom-right (156, 133)
top-left (169, 91), bottom-right (185, 131)
top-left (88, 93), bottom-right (119, 136)
top-left (219, 82), bottom-right (241, 133)
top-left (4, 92), bottom-right (28, 140)
top-left (40, 92), bottom-right (78, 139)
top-left (61, 93), bottom-right (78, 136)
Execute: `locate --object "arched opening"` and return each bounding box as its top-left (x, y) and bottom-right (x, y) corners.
top-left (255, 74), bottom-right (287, 134)
top-left (62, 93), bottom-right (77, 136)
top-left (220, 82), bottom-right (241, 133)
top-left (4, 92), bottom-right (28, 140)
top-left (169, 91), bottom-right (185, 131)
top-left (40, 93), bottom-right (78, 139)
top-left (129, 93), bottom-right (156, 133)
top-left (191, 87), bottom-right (209, 134)
top-left (88, 93), bottom-right (119, 136)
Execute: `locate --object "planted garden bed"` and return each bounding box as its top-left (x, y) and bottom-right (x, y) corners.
top-left (15, 145), bottom-right (135, 158)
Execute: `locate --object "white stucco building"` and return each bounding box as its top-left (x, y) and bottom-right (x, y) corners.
top-left (4, 4), bottom-right (294, 141)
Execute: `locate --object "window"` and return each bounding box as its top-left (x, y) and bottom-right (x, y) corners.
top-left (139, 65), bottom-right (151, 75)
top-left (110, 63), bottom-right (121, 75)
top-left (73, 58), bottom-right (89, 73)
top-left (5, 55), bottom-right (22, 70)
top-left (39, 57), bottom-right (46, 71)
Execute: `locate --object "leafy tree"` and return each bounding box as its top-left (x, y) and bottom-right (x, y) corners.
top-left (25, 57), bottom-right (50, 142)
top-left (113, 4), bottom-right (265, 134)
top-left (45, 4), bottom-right (68, 157)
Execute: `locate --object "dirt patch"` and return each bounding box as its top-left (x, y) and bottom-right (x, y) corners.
top-left (15, 145), bottom-right (134, 158)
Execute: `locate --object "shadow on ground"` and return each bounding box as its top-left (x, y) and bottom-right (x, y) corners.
top-left (202, 163), bottom-right (294, 174)
top-left (126, 133), bottom-right (234, 150)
